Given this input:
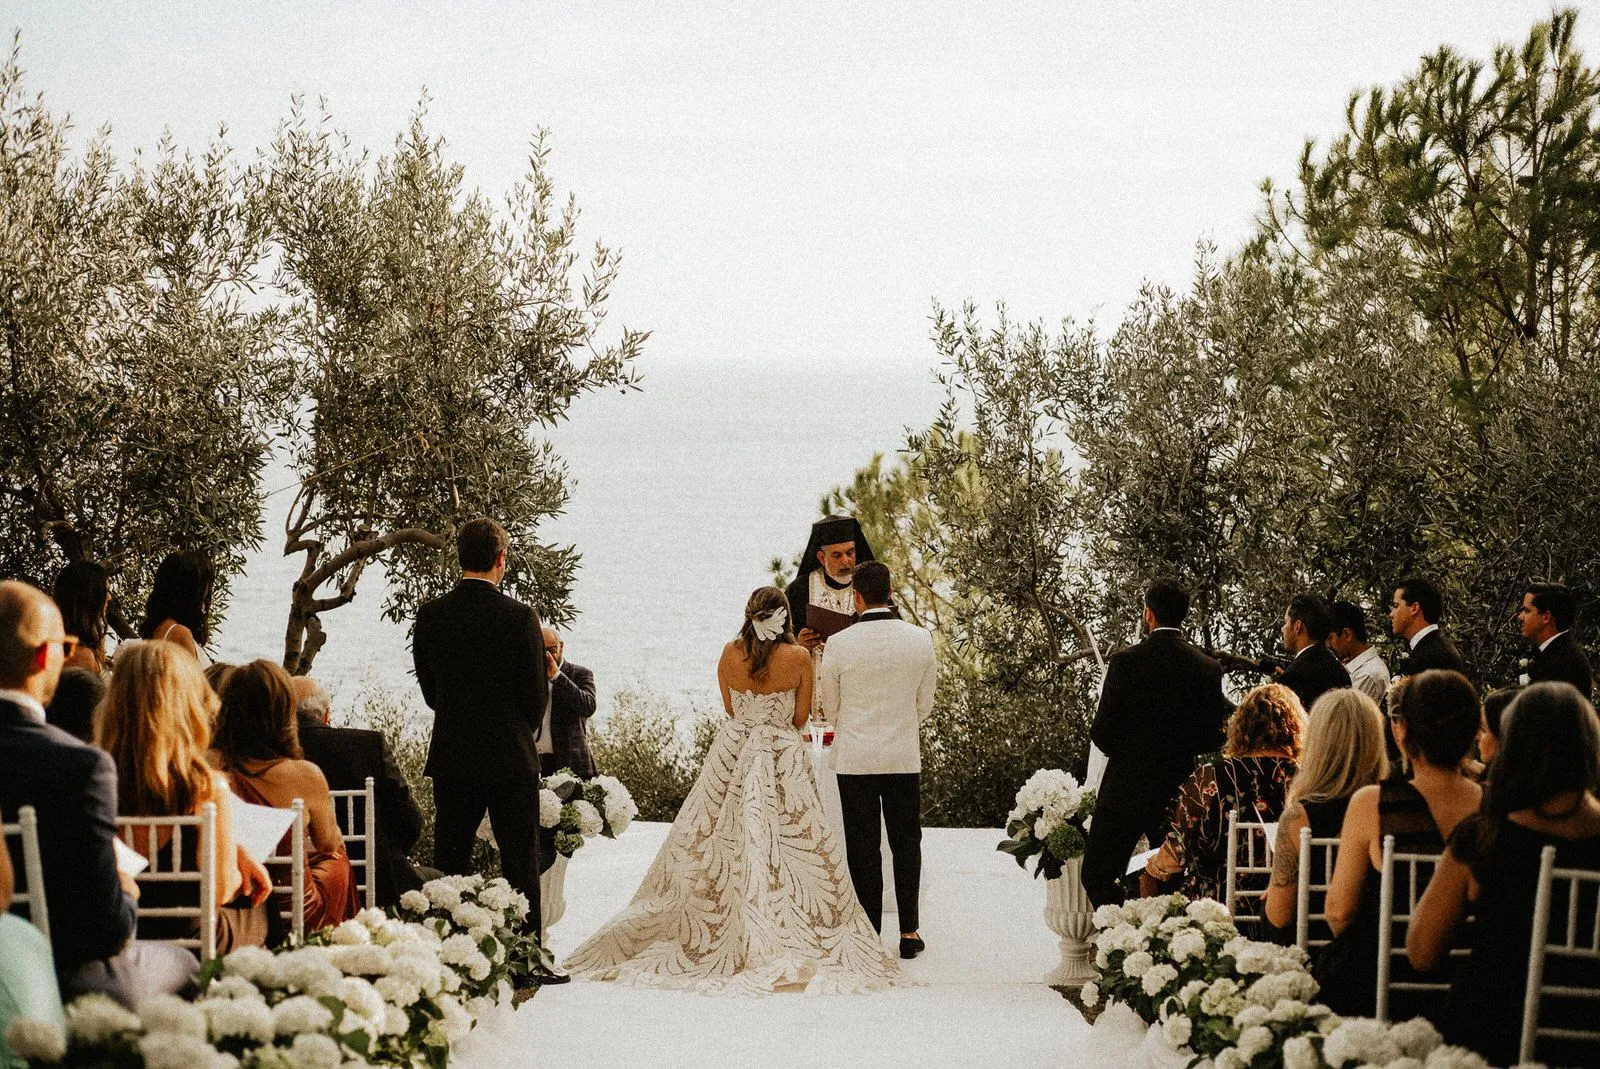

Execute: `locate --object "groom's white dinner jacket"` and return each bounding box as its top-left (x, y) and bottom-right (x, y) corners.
top-left (819, 608), bottom-right (937, 775)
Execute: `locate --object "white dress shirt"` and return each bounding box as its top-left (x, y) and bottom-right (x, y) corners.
top-left (1409, 623), bottom-right (1439, 650)
top-left (1541, 631), bottom-right (1569, 653)
top-left (818, 609), bottom-right (937, 775)
top-left (0, 688), bottom-right (46, 723)
top-left (1343, 646), bottom-right (1391, 703)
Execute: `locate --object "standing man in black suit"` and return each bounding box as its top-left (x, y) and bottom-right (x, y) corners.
top-left (1082, 579), bottom-right (1233, 907)
top-left (414, 518), bottom-right (566, 981)
top-left (537, 628), bottom-right (598, 779)
top-left (0, 581), bottom-right (197, 1005)
top-left (1390, 577), bottom-right (1470, 678)
top-left (1518, 582), bottom-right (1593, 698)
top-left (291, 676), bottom-right (432, 907)
top-left (1274, 594), bottom-right (1351, 711)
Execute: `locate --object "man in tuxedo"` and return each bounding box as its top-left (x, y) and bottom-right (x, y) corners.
top-left (1274, 594), bottom-right (1350, 711)
top-left (1390, 577), bottom-right (1469, 677)
top-left (0, 581), bottom-right (197, 1005)
top-left (1326, 601), bottom-right (1390, 704)
top-left (291, 676), bottom-right (432, 908)
top-left (820, 561), bottom-right (937, 959)
top-left (537, 627), bottom-right (598, 779)
top-left (414, 518), bottom-right (566, 982)
top-left (1082, 578), bottom-right (1233, 907)
top-left (1518, 582), bottom-right (1593, 698)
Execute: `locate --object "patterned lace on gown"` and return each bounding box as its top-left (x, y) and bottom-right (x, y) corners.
top-left (561, 687), bottom-right (900, 994)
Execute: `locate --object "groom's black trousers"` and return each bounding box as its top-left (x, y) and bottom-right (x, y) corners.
top-left (432, 773), bottom-right (543, 938)
top-left (836, 773), bottom-right (921, 933)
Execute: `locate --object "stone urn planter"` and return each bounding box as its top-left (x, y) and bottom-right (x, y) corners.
top-left (540, 854), bottom-right (569, 932)
top-left (1044, 857), bottom-right (1097, 987)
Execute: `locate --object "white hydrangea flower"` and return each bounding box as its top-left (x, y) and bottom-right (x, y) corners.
top-left (206, 974), bottom-right (262, 1000)
top-left (537, 789), bottom-right (563, 829)
top-left (1387, 1059), bottom-right (1426, 1069)
top-left (436, 995), bottom-right (473, 1043)
top-left (451, 902), bottom-right (496, 932)
top-left (1121, 950), bottom-right (1153, 978)
top-left (603, 790), bottom-right (637, 835)
top-left (1283, 1035), bottom-right (1320, 1069)
top-left (327, 943), bottom-right (394, 977)
top-left (64, 993), bottom-right (141, 1044)
top-left (572, 799), bottom-right (605, 837)
top-left (272, 994), bottom-right (335, 1036)
top-left (5, 1018), bottom-right (66, 1062)
top-left (1199, 978), bottom-right (1245, 1017)
top-left (1246, 970), bottom-right (1319, 1007)
top-left (1236, 1025), bottom-right (1275, 1062)
top-left (382, 1004), bottom-right (409, 1035)
top-left (1215, 1049), bottom-right (1246, 1069)
top-left (1168, 929), bottom-right (1206, 963)
top-left (1387, 1018), bottom-right (1443, 1059)
top-left (1141, 963), bottom-right (1178, 997)
top-left (1185, 898), bottom-right (1233, 926)
top-left (138, 1032), bottom-right (232, 1069)
top-left (423, 881), bottom-right (462, 911)
top-left (1162, 1014), bottom-right (1192, 1049)
top-left (1095, 947), bottom-right (1110, 969)
top-left (201, 995), bottom-right (275, 1045)
top-left (222, 945), bottom-right (278, 985)
top-left (1177, 980), bottom-right (1208, 1004)
top-left (398, 890), bottom-right (430, 914)
top-left (1079, 981), bottom-right (1100, 1007)
top-left (331, 920), bottom-right (371, 945)
top-left (1234, 1004), bottom-right (1270, 1029)
top-left (1422, 1046), bottom-right (1490, 1069)
top-left (139, 993), bottom-right (208, 1039)
top-left (1324, 1018), bottom-right (1399, 1067)
top-left (374, 975), bottom-right (422, 1008)
top-left (277, 947), bottom-right (344, 997)
top-left (1270, 998), bottom-right (1311, 1022)
top-left (1092, 903), bottom-right (1129, 930)
top-left (288, 1032), bottom-right (344, 1069)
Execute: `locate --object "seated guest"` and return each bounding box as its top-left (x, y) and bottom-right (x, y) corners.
top-left (214, 661), bottom-right (359, 930)
top-left (137, 550), bottom-right (213, 664)
top-left (98, 641), bottom-right (270, 952)
top-left (1327, 601), bottom-right (1390, 704)
top-left (1265, 689), bottom-right (1388, 937)
top-left (45, 666), bottom-right (105, 744)
top-left (1275, 594), bottom-right (1351, 712)
top-left (52, 560), bottom-right (111, 674)
top-left (1316, 669), bottom-right (1482, 1018)
top-left (1143, 683), bottom-right (1303, 912)
top-left (1409, 683), bottom-right (1600, 1068)
top-left (204, 661), bottom-right (237, 696)
top-left (291, 675), bottom-right (430, 908)
top-left (0, 583), bottom-right (198, 1006)
top-left (1476, 685), bottom-right (1520, 768)
top-left (1518, 582), bottom-right (1593, 698)
top-left (0, 843), bottom-right (64, 1067)
top-left (539, 627), bottom-right (598, 778)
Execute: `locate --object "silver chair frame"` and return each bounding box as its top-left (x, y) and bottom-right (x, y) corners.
top-left (1294, 826), bottom-right (1341, 952)
top-left (2, 805), bottom-right (49, 940)
top-left (328, 777), bottom-right (377, 910)
top-left (1520, 844), bottom-right (1600, 1064)
top-left (117, 801), bottom-right (218, 960)
top-left (1225, 808), bottom-right (1274, 927)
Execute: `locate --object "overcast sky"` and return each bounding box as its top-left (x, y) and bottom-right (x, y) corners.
top-left (12, 2), bottom-right (1591, 369)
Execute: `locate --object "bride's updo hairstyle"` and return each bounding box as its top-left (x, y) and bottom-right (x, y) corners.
top-left (739, 585), bottom-right (796, 680)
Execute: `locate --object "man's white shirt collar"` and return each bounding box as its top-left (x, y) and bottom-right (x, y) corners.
top-left (1348, 646), bottom-right (1385, 671)
top-left (1149, 627), bottom-right (1180, 634)
top-left (1540, 630), bottom-right (1569, 653)
top-left (0, 689), bottom-right (46, 724)
top-left (1409, 623), bottom-right (1440, 650)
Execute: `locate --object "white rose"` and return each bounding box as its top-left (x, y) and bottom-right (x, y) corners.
top-left (1079, 981), bottom-right (1100, 1007)
top-left (1236, 1024), bottom-right (1275, 1062)
top-left (399, 890), bottom-right (430, 914)
top-left (1121, 950), bottom-right (1153, 978)
top-left (1283, 1035), bottom-right (1319, 1069)
top-left (64, 993), bottom-right (141, 1044)
top-left (272, 994), bottom-right (335, 1036)
top-left (138, 994), bottom-right (208, 1039)
top-left (288, 1032), bottom-right (344, 1069)
top-left (1162, 1014), bottom-right (1193, 1049)
top-left (572, 799), bottom-right (605, 837)
top-left (1141, 963), bottom-right (1179, 997)
top-left (5, 1019), bottom-right (66, 1062)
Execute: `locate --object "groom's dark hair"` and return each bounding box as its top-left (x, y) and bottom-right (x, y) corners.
top-left (854, 561), bottom-right (891, 607)
top-left (1144, 578), bottom-right (1189, 628)
top-left (458, 517), bottom-right (509, 572)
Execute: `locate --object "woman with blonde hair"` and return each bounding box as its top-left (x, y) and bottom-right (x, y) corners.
top-left (212, 659), bottom-right (359, 932)
top-left (1143, 683), bottom-right (1305, 911)
top-left (1264, 688), bottom-right (1388, 932)
top-left (97, 641), bottom-right (270, 948)
top-left (564, 584), bottom-right (899, 993)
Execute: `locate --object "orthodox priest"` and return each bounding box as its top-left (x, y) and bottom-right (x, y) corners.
top-left (785, 515), bottom-right (876, 716)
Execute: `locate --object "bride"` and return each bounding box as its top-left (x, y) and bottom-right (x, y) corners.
top-left (562, 586), bottom-right (899, 994)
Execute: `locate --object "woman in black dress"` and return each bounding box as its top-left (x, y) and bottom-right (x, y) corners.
top-left (1143, 683), bottom-right (1304, 915)
top-left (1409, 682), bottom-right (1600, 1068)
top-left (1264, 688), bottom-right (1389, 939)
top-left (1315, 670), bottom-right (1482, 1020)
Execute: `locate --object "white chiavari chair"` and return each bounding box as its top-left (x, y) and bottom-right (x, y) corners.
top-left (328, 777), bottom-right (377, 910)
top-left (1375, 834), bottom-right (1467, 1021)
top-left (117, 801), bottom-right (218, 960)
top-left (1520, 844), bottom-right (1600, 1064)
top-left (2, 805), bottom-right (49, 940)
top-left (1295, 826), bottom-right (1342, 952)
top-left (262, 799), bottom-right (306, 945)
top-left (1225, 809), bottom-right (1275, 928)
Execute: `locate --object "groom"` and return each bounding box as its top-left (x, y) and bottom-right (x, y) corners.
top-left (819, 561), bottom-right (937, 959)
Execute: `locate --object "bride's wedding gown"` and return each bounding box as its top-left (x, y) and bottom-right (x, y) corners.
top-left (562, 687), bottom-right (900, 994)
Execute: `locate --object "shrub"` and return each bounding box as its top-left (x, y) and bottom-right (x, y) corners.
top-left (588, 687), bottom-right (720, 822)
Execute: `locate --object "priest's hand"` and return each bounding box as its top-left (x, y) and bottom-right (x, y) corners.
top-left (797, 628), bottom-right (823, 651)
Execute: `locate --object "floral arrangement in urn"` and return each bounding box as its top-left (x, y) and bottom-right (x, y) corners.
top-left (997, 768), bottom-right (1096, 879)
top-left (538, 769), bottom-right (639, 867)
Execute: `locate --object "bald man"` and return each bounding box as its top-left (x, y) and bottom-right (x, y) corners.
top-left (537, 628), bottom-right (597, 779)
top-left (0, 581), bottom-right (197, 1005)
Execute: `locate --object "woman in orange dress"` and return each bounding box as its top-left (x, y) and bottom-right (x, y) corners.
top-left (212, 660), bottom-right (359, 934)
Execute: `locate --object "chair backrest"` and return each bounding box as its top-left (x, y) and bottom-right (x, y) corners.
top-left (1375, 834), bottom-right (1465, 1021)
top-left (1520, 844), bottom-right (1600, 1064)
top-left (2, 806), bottom-right (49, 941)
top-left (1295, 826), bottom-right (1341, 952)
top-left (1225, 809), bottom-right (1274, 927)
top-left (261, 800), bottom-right (306, 945)
top-left (117, 801), bottom-right (217, 960)
top-left (328, 777), bottom-right (377, 910)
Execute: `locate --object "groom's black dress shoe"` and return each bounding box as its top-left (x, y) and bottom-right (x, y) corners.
top-left (899, 936), bottom-right (925, 960)
top-left (530, 965), bottom-right (571, 985)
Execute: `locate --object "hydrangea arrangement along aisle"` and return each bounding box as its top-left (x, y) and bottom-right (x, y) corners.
top-left (998, 769), bottom-right (1097, 986)
top-left (536, 771), bottom-right (638, 931)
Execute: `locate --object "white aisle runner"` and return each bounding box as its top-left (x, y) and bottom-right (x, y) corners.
top-left (454, 823), bottom-right (1090, 1069)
